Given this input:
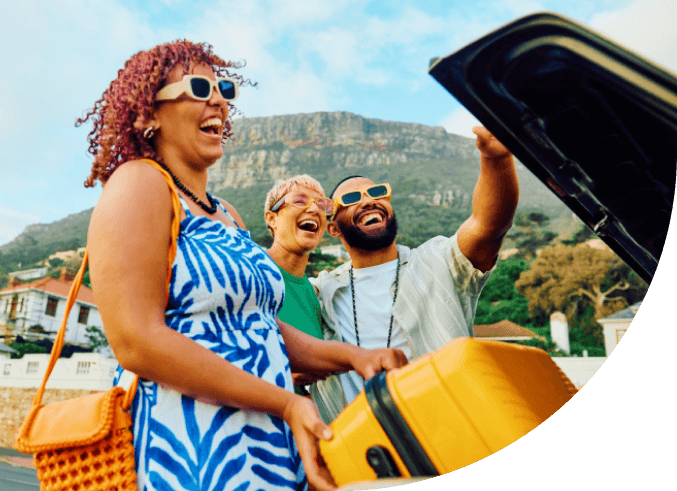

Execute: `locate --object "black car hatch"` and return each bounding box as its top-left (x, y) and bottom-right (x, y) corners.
top-left (429, 12), bottom-right (677, 283)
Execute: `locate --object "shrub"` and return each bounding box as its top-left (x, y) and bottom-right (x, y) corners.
top-left (9, 342), bottom-right (48, 359)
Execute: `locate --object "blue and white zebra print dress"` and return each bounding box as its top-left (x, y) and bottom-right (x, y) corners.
top-left (115, 195), bottom-right (306, 491)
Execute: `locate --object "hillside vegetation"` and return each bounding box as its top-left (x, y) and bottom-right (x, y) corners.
top-left (2, 110), bottom-right (573, 280)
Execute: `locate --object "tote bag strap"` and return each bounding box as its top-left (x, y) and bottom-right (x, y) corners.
top-left (32, 159), bottom-right (182, 410)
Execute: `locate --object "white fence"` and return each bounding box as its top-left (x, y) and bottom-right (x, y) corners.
top-left (0, 353), bottom-right (606, 391)
top-left (552, 357), bottom-right (607, 387)
top-left (0, 352), bottom-right (117, 391)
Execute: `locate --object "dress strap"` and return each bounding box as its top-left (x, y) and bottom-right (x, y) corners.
top-left (210, 194), bottom-right (242, 229)
top-left (177, 194), bottom-right (194, 216)
top-left (177, 192), bottom-right (241, 229)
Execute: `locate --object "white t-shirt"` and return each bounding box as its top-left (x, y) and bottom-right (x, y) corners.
top-left (333, 258), bottom-right (413, 404)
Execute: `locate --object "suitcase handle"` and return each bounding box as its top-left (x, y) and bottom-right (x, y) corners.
top-left (365, 372), bottom-right (438, 477)
top-left (366, 446), bottom-right (401, 479)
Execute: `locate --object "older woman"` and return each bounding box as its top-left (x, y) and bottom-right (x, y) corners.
top-left (81, 40), bottom-right (406, 491)
top-left (264, 176), bottom-right (334, 392)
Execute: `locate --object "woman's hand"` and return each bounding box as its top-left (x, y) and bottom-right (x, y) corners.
top-left (283, 396), bottom-right (336, 491)
top-left (292, 371), bottom-right (327, 387)
top-left (349, 347), bottom-right (408, 381)
top-left (278, 319), bottom-right (408, 382)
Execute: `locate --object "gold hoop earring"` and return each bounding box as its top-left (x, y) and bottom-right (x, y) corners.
top-left (143, 126), bottom-right (155, 139)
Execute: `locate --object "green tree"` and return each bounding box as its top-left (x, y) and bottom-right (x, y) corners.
top-left (47, 257), bottom-right (64, 269)
top-left (85, 326), bottom-right (110, 352)
top-left (9, 342), bottom-right (48, 358)
top-left (515, 243), bottom-right (647, 328)
top-left (47, 254), bottom-right (83, 279)
top-left (475, 296), bottom-right (534, 327)
top-left (561, 224), bottom-right (596, 246)
top-left (507, 213), bottom-right (557, 259)
top-left (475, 257), bottom-right (538, 328)
top-left (526, 212), bottom-right (550, 226)
top-left (479, 256), bottom-right (529, 302)
top-left (305, 251), bottom-right (344, 277)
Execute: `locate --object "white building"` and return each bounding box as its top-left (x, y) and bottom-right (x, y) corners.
top-left (320, 244), bottom-right (350, 260)
top-left (597, 302), bottom-right (640, 356)
top-left (8, 267), bottom-right (48, 282)
top-left (0, 270), bottom-right (103, 346)
top-left (0, 343), bottom-right (17, 359)
top-left (0, 352), bottom-right (117, 390)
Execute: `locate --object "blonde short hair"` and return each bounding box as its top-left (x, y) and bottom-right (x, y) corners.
top-left (264, 175), bottom-right (325, 237)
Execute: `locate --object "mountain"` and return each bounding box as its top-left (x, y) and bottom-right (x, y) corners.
top-left (207, 111), bottom-right (569, 245)
top-left (0, 111), bottom-right (571, 270)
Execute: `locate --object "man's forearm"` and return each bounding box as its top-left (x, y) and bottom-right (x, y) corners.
top-left (471, 152), bottom-right (519, 237)
top-left (278, 318), bottom-right (356, 373)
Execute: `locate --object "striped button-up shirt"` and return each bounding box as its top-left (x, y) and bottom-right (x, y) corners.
top-left (309, 234), bottom-right (493, 423)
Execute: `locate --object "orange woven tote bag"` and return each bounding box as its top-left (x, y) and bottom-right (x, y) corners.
top-left (15, 160), bottom-right (181, 491)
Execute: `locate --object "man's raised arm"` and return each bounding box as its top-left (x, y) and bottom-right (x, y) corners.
top-left (457, 126), bottom-right (519, 272)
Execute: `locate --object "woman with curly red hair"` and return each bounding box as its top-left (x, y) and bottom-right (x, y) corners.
top-left (81, 40), bottom-right (406, 491)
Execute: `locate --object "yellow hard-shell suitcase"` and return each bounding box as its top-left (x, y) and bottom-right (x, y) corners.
top-left (319, 338), bottom-right (578, 487)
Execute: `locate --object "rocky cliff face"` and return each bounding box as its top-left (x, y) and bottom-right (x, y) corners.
top-left (1, 111), bottom-right (567, 260)
top-left (207, 111), bottom-right (479, 192)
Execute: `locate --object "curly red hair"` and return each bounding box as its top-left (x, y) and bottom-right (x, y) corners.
top-left (77, 40), bottom-right (253, 187)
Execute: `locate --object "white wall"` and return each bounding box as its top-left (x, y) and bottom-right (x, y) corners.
top-left (0, 351), bottom-right (606, 392)
top-left (320, 245), bottom-right (349, 259)
top-left (601, 320), bottom-right (631, 357)
top-left (0, 352), bottom-right (117, 390)
top-left (552, 357), bottom-right (608, 388)
top-left (10, 267), bottom-right (47, 281)
top-left (2, 353), bottom-right (606, 389)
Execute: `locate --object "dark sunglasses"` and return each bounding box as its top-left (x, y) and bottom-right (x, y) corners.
top-left (271, 192), bottom-right (336, 216)
top-left (335, 183), bottom-right (391, 208)
top-left (156, 75), bottom-right (239, 102)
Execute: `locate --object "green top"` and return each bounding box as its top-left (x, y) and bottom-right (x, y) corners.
top-left (278, 268), bottom-right (323, 340)
top-left (278, 268), bottom-right (323, 396)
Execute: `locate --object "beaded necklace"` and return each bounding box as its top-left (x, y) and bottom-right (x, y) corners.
top-left (156, 161), bottom-right (218, 214)
top-left (349, 256), bottom-right (401, 348)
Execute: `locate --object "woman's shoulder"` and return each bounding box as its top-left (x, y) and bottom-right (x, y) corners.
top-left (96, 160), bottom-right (174, 215)
top-left (88, 160), bottom-right (175, 253)
top-left (106, 159), bottom-right (168, 186)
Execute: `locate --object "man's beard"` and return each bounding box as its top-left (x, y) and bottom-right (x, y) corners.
top-left (337, 213), bottom-right (398, 252)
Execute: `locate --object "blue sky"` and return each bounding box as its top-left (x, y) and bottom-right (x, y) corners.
top-left (1, 0), bottom-right (676, 246)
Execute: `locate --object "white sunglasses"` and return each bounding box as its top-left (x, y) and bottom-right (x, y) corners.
top-left (156, 74), bottom-right (239, 102)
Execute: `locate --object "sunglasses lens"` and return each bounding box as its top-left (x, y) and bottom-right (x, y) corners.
top-left (341, 191), bottom-right (362, 205)
top-left (218, 79), bottom-right (236, 100)
top-left (367, 185), bottom-right (388, 198)
top-left (189, 77), bottom-right (212, 99)
top-left (289, 194), bottom-right (311, 208)
top-left (318, 198), bottom-right (335, 215)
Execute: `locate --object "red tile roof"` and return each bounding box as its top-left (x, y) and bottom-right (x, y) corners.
top-left (0, 277), bottom-right (95, 305)
top-left (474, 320), bottom-right (539, 338)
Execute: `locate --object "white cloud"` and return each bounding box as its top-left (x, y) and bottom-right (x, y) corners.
top-left (0, 0), bottom-right (162, 235)
top-left (440, 107), bottom-right (481, 138)
top-left (0, 0), bottom-right (157, 159)
top-left (361, 7), bottom-right (446, 45)
top-left (499, 0), bottom-right (546, 18)
top-left (4, 0), bottom-right (673, 240)
top-left (437, 0), bottom-right (677, 142)
top-left (189, 4), bottom-right (333, 117)
top-left (589, 0), bottom-right (677, 73)
top-left (267, 0), bottom-right (360, 28)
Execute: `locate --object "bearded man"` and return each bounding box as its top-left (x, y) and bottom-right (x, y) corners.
top-left (309, 127), bottom-right (519, 422)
